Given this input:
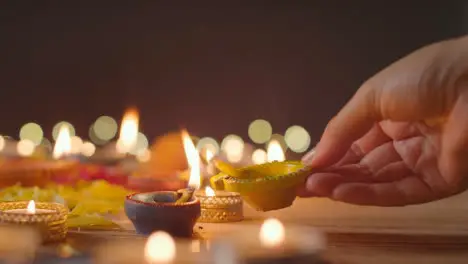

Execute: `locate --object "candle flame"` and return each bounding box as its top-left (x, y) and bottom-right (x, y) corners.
top-left (205, 186), bottom-right (215, 197)
top-left (53, 125), bottom-right (72, 159)
top-left (27, 200), bottom-right (36, 214)
top-left (144, 231), bottom-right (176, 263)
top-left (205, 149), bottom-right (214, 162)
top-left (259, 218), bottom-right (285, 248)
top-left (181, 130), bottom-right (201, 189)
top-left (117, 108), bottom-right (139, 154)
top-left (266, 140), bottom-right (285, 162)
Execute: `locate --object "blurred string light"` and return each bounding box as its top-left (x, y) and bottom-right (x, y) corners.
top-left (17, 139), bottom-right (35, 157)
top-left (248, 119), bottom-right (272, 144)
top-left (88, 125), bottom-right (108, 146)
top-left (52, 121), bottom-right (75, 141)
top-left (70, 136), bottom-right (83, 155)
top-left (284, 125), bottom-right (311, 153)
top-left (80, 141), bottom-right (96, 157)
top-left (267, 134), bottom-right (288, 152)
top-left (196, 137), bottom-right (220, 156)
top-left (137, 148), bottom-right (151, 163)
top-left (129, 132), bottom-right (149, 156)
top-left (221, 134), bottom-right (244, 163)
top-left (93, 116), bottom-right (118, 141)
top-left (252, 148), bottom-right (267, 165)
top-left (19, 123), bottom-right (43, 146)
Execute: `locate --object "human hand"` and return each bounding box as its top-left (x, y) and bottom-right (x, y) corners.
top-left (299, 36), bottom-right (468, 206)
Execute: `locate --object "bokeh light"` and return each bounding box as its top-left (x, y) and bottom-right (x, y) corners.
top-left (80, 141), bottom-right (96, 157)
top-left (19, 123), bottom-right (43, 146)
top-left (129, 132), bottom-right (149, 155)
top-left (252, 148), bottom-right (267, 165)
top-left (0, 136), bottom-right (5, 151)
top-left (52, 122), bottom-right (75, 141)
top-left (221, 134), bottom-right (244, 163)
top-left (284, 125), bottom-right (311, 153)
top-left (70, 136), bottom-right (83, 154)
top-left (248, 119), bottom-right (272, 144)
top-left (88, 125), bottom-right (108, 146)
top-left (137, 148), bottom-right (151, 163)
top-left (40, 138), bottom-right (52, 152)
top-left (196, 137), bottom-right (220, 156)
top-left (93, 116), bottom-right (118, 141)
top-left (17, 139), bottom-right (35, 157)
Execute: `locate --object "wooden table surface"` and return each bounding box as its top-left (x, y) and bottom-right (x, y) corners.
top-left (65, 191), bottom-right (468, 264)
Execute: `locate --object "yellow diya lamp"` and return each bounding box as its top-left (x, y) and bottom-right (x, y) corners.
top-left (210, 141), bottom-right (313, 212)
top-left (195, 186), bottom-right (243, 223)
top-left (0, 126), bottom-right (79, 188)
top-left (0, 200), bottom-right (68, 243)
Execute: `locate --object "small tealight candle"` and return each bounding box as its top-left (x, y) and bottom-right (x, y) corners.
top-left (4, 200), bottom-right (54, 214)
top-left (212, 218), bottom-right (327, 264)
top-left (195, 186), bottom-right (243, 223)
top-left (145, 231), bottom-right (176, 264)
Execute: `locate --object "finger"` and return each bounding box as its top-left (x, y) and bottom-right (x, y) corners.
top-left (359, 141), bottom-right (401, 173)
top-left (379, 121), bottom-right (421, 140)
top-left (335, 124), bottom-right (391, 166)
top-left (439, 90), bottom-right (468, 191)
top-left (332, 176), bottom-right (438, 206)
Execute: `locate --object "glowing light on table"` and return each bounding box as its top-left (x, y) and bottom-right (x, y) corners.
top-left (259, 218), bottom-right (285, 248)
top-left (285, 125), bottom-right (311, 153)
top-left (221, 135), bottom-right (244, 163)
top-left (266, 140), bottom-right (285, 162)
top-left (53, 125), bottom-right (72, 159)
top-left (116, 108), bottom-right (139, 154)
top-left (17, 139), bottom-right (35, 157)
top-left (182, 130), bottom-right (201, 189)
top-left (144, 231), bottom-right (176, 263)
top-left (19, 122), bottom-right (43, 146)
top-left (70, 136), bottom-right (83, 154)
top-left (248, 119), bottom-right (272, 144)
top-left (252, 148), bottom-right (267, 164)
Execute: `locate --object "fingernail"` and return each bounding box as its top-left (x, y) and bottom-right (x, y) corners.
top-left (301, 147), bottom-right (316, 165)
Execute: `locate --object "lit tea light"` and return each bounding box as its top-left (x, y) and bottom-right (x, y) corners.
top-left (182, 130), bottom-right (202, 190)
top-left (0, 201), bottom-right (68, 243)
top-left (211, 219), bottom-right (327, 264)
top-left (53, 125), bottom-right (72, 159)
top-left (266, 140), bottom-right (285, 162)
top-left (116, 108), bottom-right (139, 154)
top-left (144, 231), bottom-right (176, 264)
top-left (259, 218), bottom-right (285, 248)
top-left (195, 186), bottom-right (243, 223)
top-left (4, 200), bottom-right (54, 214)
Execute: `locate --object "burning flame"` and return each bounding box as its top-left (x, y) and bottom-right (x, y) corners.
top-left (144, 231), bottom-right (176, 263)
top-left (205, 186), bottom-right (215, 197)
top-left (53, 125), bottom-right (72, 159)
top-left (267, 140), bottom-right (285, 162)
top-left (181, 130), bottom-right (201, 189)
top-left (27, 200), bottom-right (36, 214)
top-left (117, 108), bottom-right (139, 154)
top-left (205, 149), bottom-right (214, 163)
top-left (259, 218), bottom-right (285, 248)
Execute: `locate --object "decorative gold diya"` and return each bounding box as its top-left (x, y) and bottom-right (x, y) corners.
top-left (0, 159), bottom-right (79, 188)
top-left (210, 161), bottom-right (312, 212)
top-left (0, 201), bottom-right (68, 243)
top-left (195, 188), bottom-right (243, 223)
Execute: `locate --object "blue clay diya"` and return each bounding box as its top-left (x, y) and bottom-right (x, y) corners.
top-left (124, 190), bottom-right (201, 238)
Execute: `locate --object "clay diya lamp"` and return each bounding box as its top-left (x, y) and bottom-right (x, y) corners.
top-left (0, 159), bottom-right (78, 188)
top-left (210, 161), bottom-right (313, 212)
top-left (124, 188), bottom-right (201, 238)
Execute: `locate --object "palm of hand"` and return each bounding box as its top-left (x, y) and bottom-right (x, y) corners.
top-left (300, 120), bottom-right (461, 206)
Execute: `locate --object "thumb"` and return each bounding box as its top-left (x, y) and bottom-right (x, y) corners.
top-left (439, 89), bottom-right (468, 190)
top-left (305, 84), bottom-right (378, 168)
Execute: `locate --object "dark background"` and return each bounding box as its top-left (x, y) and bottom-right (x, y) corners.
top-left (0, 1), bottom-right (466, 144)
